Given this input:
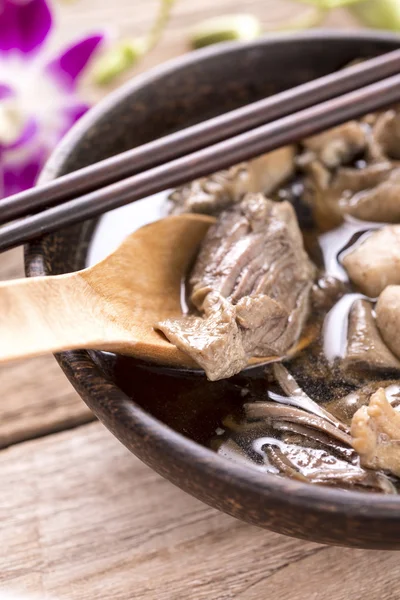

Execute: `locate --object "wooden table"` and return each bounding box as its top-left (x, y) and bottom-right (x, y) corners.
top-left (1, 2), bottom-right (399, 599)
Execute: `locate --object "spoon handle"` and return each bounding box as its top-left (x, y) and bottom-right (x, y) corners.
top-left (0, 273), bottom-right (121, 362)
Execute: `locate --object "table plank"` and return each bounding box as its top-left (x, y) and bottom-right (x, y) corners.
top-left (0, 356), bottom-right (93, 448)
top-left (0, 422), bottom-right (398, 600)
top-left (0, 251), bottom-right (93, 448)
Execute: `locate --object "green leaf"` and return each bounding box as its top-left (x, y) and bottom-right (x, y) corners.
top-left (190, 14), bottom-right (262, 49)
top-left (292, 0), bottom-right (364, 7)
top-left (147, 0), bottom-right (177, 50)
top-left (93, 0), bottom-right (177, 86)
top-left (92, 39), bottom-right (148, 85)
top-left (350, 0), bottom-right (400, 30)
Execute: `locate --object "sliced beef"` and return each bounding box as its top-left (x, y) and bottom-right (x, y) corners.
top-left (167, 146), bottom-right (295, 216)
top-left (344, 299), bottom-right (400, 373)
top-left (246, 398), bottom-right (395, 493)
top-left (158, 194), bottom-right (315, 380)
top-left (342, 226), bottom-right (400, 297)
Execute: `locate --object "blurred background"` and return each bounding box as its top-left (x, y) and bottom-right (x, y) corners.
top-left (56, 0), bottom-right (392, 102)
top-left (0, 0), bottom-right (397, 203)
top-left (0, 0), bottom-right (397, 209)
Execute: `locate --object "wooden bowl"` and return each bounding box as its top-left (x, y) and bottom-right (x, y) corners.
top-left (26, 31), bottom-right (400, 549)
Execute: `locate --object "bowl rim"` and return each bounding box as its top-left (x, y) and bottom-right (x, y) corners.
top-left (30, 29), bottom-right (400, 522)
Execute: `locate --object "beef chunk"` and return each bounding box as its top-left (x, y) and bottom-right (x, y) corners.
top-left (351, 387), bottom-right (400, 477)
top-left (344, 299), bottom-right (400, 373)
top-left (158, 194), bottom-right (315, 380)
top-left (341, 168), bottom-right (400, 222)
top-left (342, 226), bottom-right (400, 297)
top-left (332, 162), bottom-right (393, 194)
top-left (167, 146), bottom-right (295, 216)
top-left (326, 380), bottom-right (400, 426)
top-left (369, 109), bottom-right (400, 161)
top-left (301, 159), bottom-right (395, 231)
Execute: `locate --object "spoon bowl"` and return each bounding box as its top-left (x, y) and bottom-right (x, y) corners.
top-left (0, 215), bottom-right (212, 365)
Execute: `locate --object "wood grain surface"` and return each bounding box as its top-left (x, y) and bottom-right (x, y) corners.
top-left (3, 422), bottom-right (400, 600)
top-left (1, 1), bottom-right (398, 599)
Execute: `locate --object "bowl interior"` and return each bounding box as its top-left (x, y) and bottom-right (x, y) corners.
top-left (26, 32), bottom-right (400, 549)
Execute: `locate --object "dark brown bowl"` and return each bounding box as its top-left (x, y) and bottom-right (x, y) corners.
top-left (26, 31), bottom-right (400, 549)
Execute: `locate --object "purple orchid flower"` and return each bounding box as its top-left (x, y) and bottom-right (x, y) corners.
top-left (0, 0), bottom-right (104, 197)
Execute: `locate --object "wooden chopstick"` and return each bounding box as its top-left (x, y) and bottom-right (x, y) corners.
top-left (1, 71), bottom-right (400, 252)
top-left (1, 49), bottom-right (400, 227)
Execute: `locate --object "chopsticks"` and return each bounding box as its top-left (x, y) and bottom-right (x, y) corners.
top-left (1, 50), bottom-right (400, 252)
top-left (2, 49), bottom-right (400, 227)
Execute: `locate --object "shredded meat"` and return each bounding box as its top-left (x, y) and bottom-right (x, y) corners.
top-left (351, 388), bottom-right (400, 477)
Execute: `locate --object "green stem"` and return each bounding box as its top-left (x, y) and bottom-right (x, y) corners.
top-left (93, 0), bottom-right (177, 86)
top-left (147, 0), bottom-right (177, 51)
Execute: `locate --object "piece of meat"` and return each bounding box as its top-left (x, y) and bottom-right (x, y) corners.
top-left (369, 109), bottom-right (400, 161)
top-left (264, 442), bottom-right (395, 493)
top-left (340, 168), bottom-right (400, 222)
top-left (326, 380), bottom-right (400, 426)
top-left (159, 291), bottom-right (287, 381)
top-left (297, 114), bottom-right (400, 230)
top-left (245, 402), bottom-right (352, 445)
top-left (167, 146), bottom-right (295, 216)
top-left (274, 421), bottom-right (355, 462)
top-left (351, 387), bottom-right (400, 477)
top-left (303, 121), bottom-right (367, 169)
top-left (332, 162), bottom-right (393, 193)
top-left (299, 159), bottom-right (343, 232)
top-left (299, 147), bottom-right (395, 232)
top-left (342, 226), bottom-right (400, 297)
top-left (311, 275), bottom-right (347, 310)
top-left (344, 299), bottom-right (400, 373)
top-left (158, 194), bottom-right (315, 380)
top-left (376, 285), bottom-right (400, 360)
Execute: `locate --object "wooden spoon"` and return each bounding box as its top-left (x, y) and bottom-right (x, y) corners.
top-left (0, 214), bottom-right (313, 369)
